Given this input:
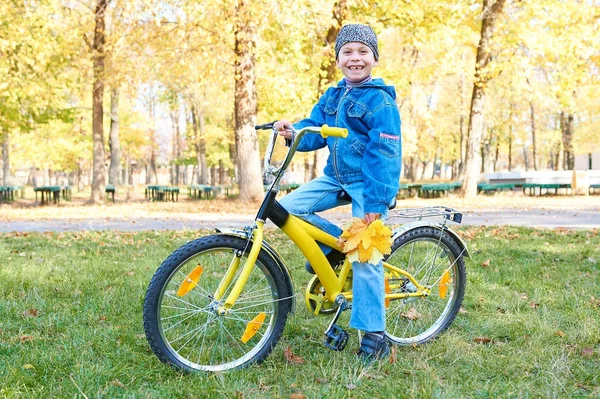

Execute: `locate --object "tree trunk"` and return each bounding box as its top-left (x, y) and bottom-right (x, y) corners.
top-left (529, 102), bottom-right (538, 171)
top-left (108, 87), bottom-right (121, 185)
top-left (233, 0), bottom-right (263, 201)
top-left (308, 0), bottom-right (349, 180)
top-left (171, 108), bottom-right (181, 186)
top-left (461, 0), bottom-right (505, 198)
top-left (90, 0), bottom-right (108, 203)
top-left (493, 138), bottom-right (500, 171)
top-left (147, 87), bottom-right (158, 185)
top-left (458, 52), bottom-right (468, 178)
top-left (1, 130), bottom-right (9, 186)
top-left (561, 111), bottom-right (575, 170)
top-left (191, 104), bottom-right (208, 185)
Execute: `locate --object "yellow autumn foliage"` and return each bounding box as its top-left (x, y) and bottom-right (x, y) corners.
top-left (338, 218), bottom-right (392, 265)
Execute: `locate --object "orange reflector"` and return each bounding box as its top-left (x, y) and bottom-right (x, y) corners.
top-left (439, 270), bottom-right (450, 299)
top-left (177, 265), bottom-right (203, 297)
top-left (241, 312), bottom-right (266, 343)
top-left (384, 278), bottom-right (391, 308)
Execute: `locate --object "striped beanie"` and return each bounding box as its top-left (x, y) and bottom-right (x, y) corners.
top-left (335, 24), bottom-right (379, 61)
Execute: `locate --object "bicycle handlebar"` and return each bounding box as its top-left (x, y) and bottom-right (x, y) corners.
top-left (320, 124), bottom-right (348, 138)
top-left (260, 124), bottom-right (349, 181)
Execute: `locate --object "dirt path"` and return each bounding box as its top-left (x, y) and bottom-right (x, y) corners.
top-left (2, 207), bottom-right (599, 232)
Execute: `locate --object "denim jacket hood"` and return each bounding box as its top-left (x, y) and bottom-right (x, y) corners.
top-left (293, 78), bottom-right (402, 215)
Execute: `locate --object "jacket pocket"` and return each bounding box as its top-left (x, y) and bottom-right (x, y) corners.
top-left (348, 102), bottom-right (367, 118)
top-left (323, 97), bottom-right (338, 115)
top-left (350, 139), bottom-right (365, 155)
top-left (379, 133), bottom-right (400, 158)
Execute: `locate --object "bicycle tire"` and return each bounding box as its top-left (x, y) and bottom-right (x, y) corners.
top-left (384, 226), bottom-right (466, 345)
top-left (143, 234), bottom-right (293, 372)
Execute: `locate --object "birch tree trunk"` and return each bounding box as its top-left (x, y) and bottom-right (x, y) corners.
top-left (1, 130), bottom-right (10, 186)
top-left (530, 102), bottom-right (538, 170)
top-left (561, 111), bottom-right (575, 170)
top-left (233, 0), bottom-right (263, 201)
top-left (191, 104), bottom-right (208, 185)
top-left (108, 87), bottom-right (121, 185)
top-left (90, 0), bottom-right (108, 202)
top-left (461, 0), bottom-right (505, 198)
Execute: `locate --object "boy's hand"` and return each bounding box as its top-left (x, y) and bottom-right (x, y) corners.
top-left (364, 213), bottom-right (381, 224)
top-left (274, 120), bottom-right (293, 139)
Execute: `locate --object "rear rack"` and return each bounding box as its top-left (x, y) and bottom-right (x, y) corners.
top-left (388, 206), bottom-right (463, 224)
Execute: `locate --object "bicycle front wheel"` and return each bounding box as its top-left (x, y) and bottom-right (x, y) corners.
top-left (143, 235), bottom-right (293, 372)
top-left (384, 226), bottom-right (466, 345)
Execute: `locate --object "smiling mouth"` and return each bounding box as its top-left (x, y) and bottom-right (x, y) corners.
top-left (348, 66), bottom-right (364, 70)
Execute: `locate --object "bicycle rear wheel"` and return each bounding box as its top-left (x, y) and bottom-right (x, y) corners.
top-left (384, 226), bottom-right (466, 345)
top-left (143, 235), bottom-right (293, 372)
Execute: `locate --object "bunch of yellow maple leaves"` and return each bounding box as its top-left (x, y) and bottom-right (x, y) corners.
top-left (337, 218), bottom-right (393, 265)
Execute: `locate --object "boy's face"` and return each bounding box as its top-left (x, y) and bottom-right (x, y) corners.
top-left (336, 42), bottom-right (378, 83)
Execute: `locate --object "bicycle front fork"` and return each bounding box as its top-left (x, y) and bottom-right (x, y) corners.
top-left (214, 221), bottom-right (265, 315)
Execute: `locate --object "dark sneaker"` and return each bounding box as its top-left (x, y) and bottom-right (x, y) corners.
top-left (305, 250), bottom-right (346, 274)
top-left (357, 332), bottom-right (390, 364)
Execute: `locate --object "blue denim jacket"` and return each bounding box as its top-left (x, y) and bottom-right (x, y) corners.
top-left (293, 78), bottom-right (402, 215)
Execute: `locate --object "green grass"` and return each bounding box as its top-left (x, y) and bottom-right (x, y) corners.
top-left (1, 227), bottom-right (599, 398)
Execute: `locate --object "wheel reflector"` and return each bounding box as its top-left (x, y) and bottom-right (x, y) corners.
top-left (439, 270), bottom-right (450, 299)
top-left (384, 278), bottom-right (391, 308)
top-left (177, 265), bottom-right (203, 297)
top-left (241, 312), bottom-right (266, 343)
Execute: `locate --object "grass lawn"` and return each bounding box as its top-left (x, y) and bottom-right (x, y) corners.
top-left (1, 226), bottom-right (599, 398)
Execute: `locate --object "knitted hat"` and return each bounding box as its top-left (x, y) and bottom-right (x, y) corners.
top-left (335, 24), bottom-right (379, 61)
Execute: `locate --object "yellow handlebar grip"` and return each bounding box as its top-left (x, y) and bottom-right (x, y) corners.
top-left (321, 125), bottom-right (348, 139)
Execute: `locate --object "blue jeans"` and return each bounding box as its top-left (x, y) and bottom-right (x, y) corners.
top-left (279, 175), bottom-right (387, 332)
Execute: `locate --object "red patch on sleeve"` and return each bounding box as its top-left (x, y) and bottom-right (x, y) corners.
top-left (380, 133), bottom-right (399, 140)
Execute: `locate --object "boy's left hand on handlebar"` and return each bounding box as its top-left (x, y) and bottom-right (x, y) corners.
top-left (274, 120), bottom-right (294, 139)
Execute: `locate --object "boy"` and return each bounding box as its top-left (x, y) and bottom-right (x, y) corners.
top-left (274, 24), bottom-right (401, 361)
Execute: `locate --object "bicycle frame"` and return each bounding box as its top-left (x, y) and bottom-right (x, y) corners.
top-left (213, 125), bottom-right (431, 315)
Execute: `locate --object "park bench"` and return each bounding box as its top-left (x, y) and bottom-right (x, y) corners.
top-left (0, 186), bottom-right (24, 203)
top-left (418, 182), bottom-right (461, 198)
top-left (188, 184), bottom-right (219, 200)
top-left (105, 184), bottom-right (116, 202)
top-left (279, 183), bottom-right (300, 194)
top-left (146, 185), bottom-right (179, 201)
top-left (397, 183), bottom-right (422, 199)
top-left (34, 185), bottom-right (71, 205)
top-left (477, 183), bottom-right (516, 194)
top-left (590, 184), bottom-right (600, 195)
top-left (522, 183), bottom-right (572, 196)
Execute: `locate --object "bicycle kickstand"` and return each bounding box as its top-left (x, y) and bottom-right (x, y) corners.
top-left (323, 295), bottom-right (350, 351)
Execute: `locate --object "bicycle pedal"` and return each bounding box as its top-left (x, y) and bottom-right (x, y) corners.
top-left (323, 324), bottom-right (349, 351)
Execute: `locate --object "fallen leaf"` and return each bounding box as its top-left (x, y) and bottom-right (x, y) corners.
top-left (19, 335), bottom-right (33, 343)
top-left (581, 348), bottom-right (594, 357)
top-left (481, 259), bottom-right (491, 267)
top-left (99, 316), bottom-right (107, 322)
top-left (111, 379), bottom-right (125, 388)
top-left (127, 271), bottom-right (135, 276)
top-left (283, 346), bottom-right (304, 364)
top-left (389, 345), bottom-right (398, 364)
top-left (473, 337), bottom-right (492, 344)
top-left (23, 364), bottom-right (35, 369)
top-left (529, 301), bottom-right (539, 309)
top-left (346, 383), bottom-right (357, 390)
top-left (23, 308), bottom-right (38, 318)
top-left (290, 393), bottom-right (306, 399)
top-left (458, 307), bottom-right (468, 314)
top-left (555, 331), bottom-right (566, 337)
top-left (520, 293), bottom-right (528, 300)
top-left (401, 307), bottom-right (421, 320)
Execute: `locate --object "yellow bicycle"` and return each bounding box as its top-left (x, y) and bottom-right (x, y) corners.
top-left (143, 123), bottom-right (469, 372)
